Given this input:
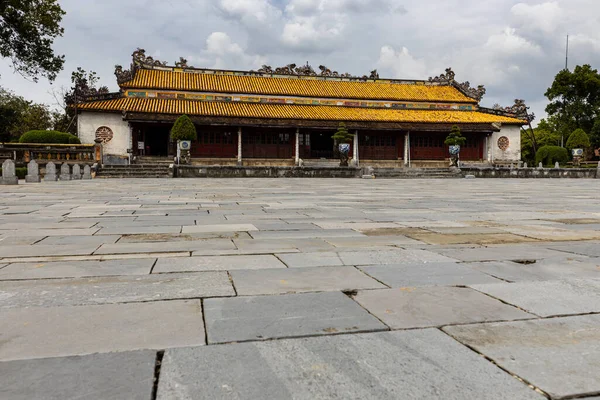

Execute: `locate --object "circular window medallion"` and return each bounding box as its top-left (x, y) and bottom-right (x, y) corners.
top-left (95, 126), bottom-right (113, 144)
top-left (497, 136), bottom-right (510, 151)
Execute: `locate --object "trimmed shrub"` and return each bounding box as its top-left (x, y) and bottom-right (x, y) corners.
top-left (331, 122), bottom-right (353, 144)
top-left (565, 128), bottom-right (590, 151)
top-left (444, 125), bottom-right (466, 146)
top-left (19, 130), bottom-right (81, 144)
top-left (535, 145), bottom-right (569, 167)
top-left (0, 167), bottom-right (27, 179)
top-left (170, 115), bottom-right (197, 141)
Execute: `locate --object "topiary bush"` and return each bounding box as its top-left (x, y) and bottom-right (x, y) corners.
top-left (535, 145), bottom-right (569, 167)
top-left (19, 130), bottom-right (81, 144)
top-left (170, 115), bottom-right (197, 141)
top-left (565, 128), bottom-right (590, 151)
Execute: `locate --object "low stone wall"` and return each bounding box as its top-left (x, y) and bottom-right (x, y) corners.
top-left (175, 165), bottom-right (361, 178)
top-left (461, 167), bottom-right (598, 179)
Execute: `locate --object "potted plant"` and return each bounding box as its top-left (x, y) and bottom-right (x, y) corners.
top-left (445, 125), bottom-right (466, 167)
top-left (331, 122), bottom-right (353, 167)
top-left (170, 115), bottom-right (197, 164)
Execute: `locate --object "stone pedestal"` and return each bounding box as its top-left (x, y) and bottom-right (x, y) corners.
top-left (59, 163), bottom-right (71, 181)
top-left (44, 162), bottom-right (58, 181)
top-left (25, 160), bottom-right (41, 183)
top-left (83, 165), bottom-right (92, 180)
top-left (1, 160), bottom-right (18, 185)
top-left (72, 164), bottom-right (82, 180)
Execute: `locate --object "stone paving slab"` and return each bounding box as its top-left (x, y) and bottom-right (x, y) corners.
top-left (338, 248), bottom-right (457, 265)
top-left (0, 300), bottom-right (204, 361)
top-left (37, 234), bottom-right (121, 246)
top-left (325, 235), bottom-right (423, 247)
top-left (95, 226), bottom-right (182, 235)
top-left (0, 258), bottom-right (155, 280)
top-left (158, 329), bottom-right (542, 400)
top-left (0, 244), bottom-right (100, 258)
top-left (276, 252), bottom-right (345, 268)
top-left (249, 229), bottom-right (364, 240)
top-left (0, 272), bottom-right (234, 308)
top-left (434, 245), bottom-right (571, 262)
top-left (466, 257), bottom-right (600, 282)
top-left (204, 291), bottom-right (387, 343)
top-left (182, 224), bottom-right (258, 233)
top-left (0, 235), bottom-right (47, 246)
top-left (153, 255), bottom-right (286, 273)
top-left (0, 350), bottom-right (156, 400)
top-left (360, 262), bottom-right (501, 287)
top-left (354, 287), bottom-right (533, 329)
top-left (444, 314), bottom-right (600, 399)
top-left (94, 239), bottom-right (236, 255)
top-left (1, 228), bottom-right (100, 237)
top-left (470, 278), bottom-right (600, 317)
top-left (230, 266), bottom-right (386, 295)
top-left (233, 238), bottom-right (334, 252)
top-left (546, 242), bottom-right (600, 258)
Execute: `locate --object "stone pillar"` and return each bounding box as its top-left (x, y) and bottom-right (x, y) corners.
top-left (60, 162), bottom-right (71, 181)
top-left (83, 165), bottom-right (92, 180)
top-left (25, 160), bottom-right (41, 183)
top-left (237, 127), bottom-right (242, 166)
top-left (72, 164), bottom-right (82, 180)
top-left (94, 139), bottom-right (103, 165)
top-left (295, 128), bottom-right (300, 166)
top-left (44, 162), bottom-right (58, 181)
top-left (1, 159), bottom-right (18, 185)
top-left (404, 132), bottom-right (410, 167)
top-left (353, 130), bottom-right (359, 167)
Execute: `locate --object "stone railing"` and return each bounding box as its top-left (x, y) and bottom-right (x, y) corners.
top-left (0, 143), bottom-right (100, 165)
top-left (1, 159), bottom-right (95, 185)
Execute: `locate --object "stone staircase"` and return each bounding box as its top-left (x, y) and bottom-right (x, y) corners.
top-left (95, 164), bottom-right (171, 179)
top-left (370, 168), bottom-right (463, 179)
top-left (302, 159), bottom-right (342, 168)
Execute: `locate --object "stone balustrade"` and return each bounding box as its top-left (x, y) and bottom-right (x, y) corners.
top-left (0, 143), bottom-right (99, 164)
top-left (1, 160), bottom-right (94, 185)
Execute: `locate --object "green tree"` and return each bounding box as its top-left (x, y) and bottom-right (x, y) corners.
top-left (170, 115), bottom-right (197, 141)
top-left (565, 128), bottom-right (591, 151)
top-left (331, 122), bottom-right (353, 144)
top-left (0, 87), bottom-right (52, 142)
top-left (545, 65), bottom-right (600, 139)
top-left (0, 0), bottom-right (66, 82)
top-left (589, 120), bottom-right (600, 152)
top-left (535, 146), bottom-right (569, 167)
top-left (444, 125), bottom-right (466, 146)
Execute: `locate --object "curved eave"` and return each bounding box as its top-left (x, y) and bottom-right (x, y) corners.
top-left (78, 98), bottom-right (525, 125)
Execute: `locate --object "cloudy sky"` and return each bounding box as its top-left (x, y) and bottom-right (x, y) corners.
top-left (1, 0), bottom-right (599, 122)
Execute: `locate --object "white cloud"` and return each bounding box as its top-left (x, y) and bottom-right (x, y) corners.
top-left (484, 27), bottom-right (543, 56)
top-left (216, 0), bottom-right (282, 27)
top-left (194, 32), bottom-right (266, 70)
top-left (511, 2), bottom-right (562, 34)
top-left (376, 46), bottom-right (427, 79)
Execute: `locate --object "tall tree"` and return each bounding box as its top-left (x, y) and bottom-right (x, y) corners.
top-left (545, 65), bottom-right (600, 139)
top-left (0, 0), bottom-right (66, 82)
top-left (0, 87), bottom-right (52, 142)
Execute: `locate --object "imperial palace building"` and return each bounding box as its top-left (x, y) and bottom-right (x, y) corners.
top-left (76, 50), bottom-right (526, 167)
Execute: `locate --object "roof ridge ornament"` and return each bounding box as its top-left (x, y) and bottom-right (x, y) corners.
top-left (252, 63), bottom-right (376, 80)
top-left (492, 99), bottom-right (534, 123)
top-left (428, 68), bottom-right (486, 101)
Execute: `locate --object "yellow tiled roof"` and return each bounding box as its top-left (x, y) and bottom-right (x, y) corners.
top-left (78, 97), bottom-right (525, 124)
top-left (121, 70), bottom-right (476, 103)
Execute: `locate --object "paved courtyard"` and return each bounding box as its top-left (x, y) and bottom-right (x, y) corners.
top-left (1, 178), bottom-right (599, 399)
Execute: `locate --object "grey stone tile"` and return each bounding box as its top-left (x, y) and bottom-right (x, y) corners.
top-left (158, 329), bottom-right (542, 400)
top-left (0, 272), bottom-right (234, 308)
top-left (325, 235), bottom-right (423, 247)
top-left (471, 278), bottom-right (600, 317)
top-left (182, 224), bottom-right (258, 233)
top-left (0, 244), bottom-right (100, 258)
top-left (276, 252), bottom-right (344, 268)
top-left (546, 242), bottom-right (600, 257)
top-left (0, 236), bottom-right (46, 246)
top-left (444, 315), bottom-right (600, 399)
top-left (94, 239), bottom-right (236, 255)
top-left (435, 245), bottom-right (570, 262)
top-left (0, 351), bottom-right (156, 400)
top-left (4, 228), bottom-right (100, 237)
top-left (252, 222), bottom-right (317, 231)
top-left (233, 238), bottom-right (334, 253)
top-left (249, 229), bottom-right (364, 239)
top-left (0, 258), bottom-right (155, 280)
top-left (204, 291), bottom-right (387, 343)
top-left (354, 287), bottom-right (533, 329)
top-left (95, 226), bottom-right (182, 235)
top-left (230, 266), bottom-right (386, 295)
top-left (466, 257), bottom-right (600, 282)
top-left (153, 255), bottom-right (286, 273)
top-left (338, 248), bottom-right (457, 265)
top-left (36, 235), bottom-right (121, 246)
top-left (0, 300), bottom-right (205, 361)
top-left (360, 262), bottom-right (501, 287)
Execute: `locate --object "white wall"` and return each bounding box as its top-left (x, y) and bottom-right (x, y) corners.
top-left (490, 124), bottom-right (522, 163)
top-left (78, 112), bottom-right (131, 158)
